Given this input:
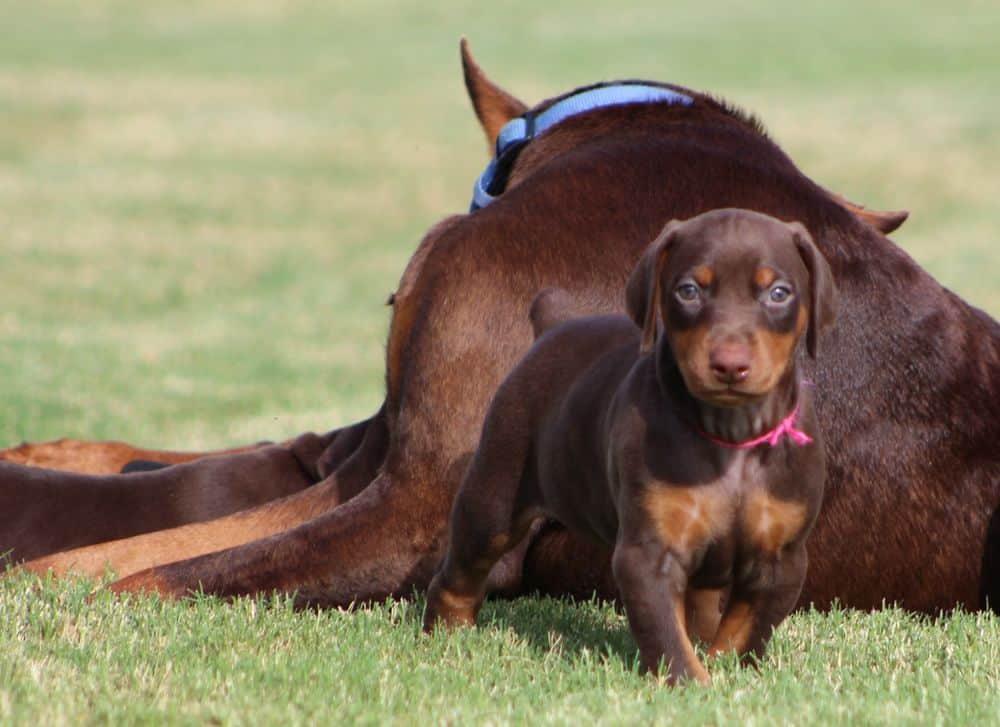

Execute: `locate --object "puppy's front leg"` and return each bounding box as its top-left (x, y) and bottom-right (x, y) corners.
top-left (612, 540), bottom-right (710, 685)
top-left (708, 542), bottom-right (807, 663)
top-left (685, 587), bottom-right (726, 644)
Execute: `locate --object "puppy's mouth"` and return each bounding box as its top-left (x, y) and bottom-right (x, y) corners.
top-left (681, 374), bottom-right (769, 407)
top-left (695, 386), bottom-right (762, 407)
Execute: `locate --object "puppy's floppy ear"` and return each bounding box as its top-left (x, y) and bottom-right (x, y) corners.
top-left (787, 222), bottom-right (837, 358)
top-left (625, 220), bottom-right (682, 354)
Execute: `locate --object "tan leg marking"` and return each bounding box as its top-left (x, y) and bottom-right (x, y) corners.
top-left (434, 588), bottom-right (480, 627)
top-left (707, 600), bottom-right (754, 657)
top-left (672, 592), bottom-right (712, 685)
top-left (685, 588), bottom-right (724, 644)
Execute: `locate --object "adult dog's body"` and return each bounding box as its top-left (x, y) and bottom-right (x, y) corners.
top-left (3, 44), bottom-right (999, 614)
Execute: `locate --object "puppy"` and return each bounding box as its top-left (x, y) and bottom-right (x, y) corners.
top-left (423, 208), bottom-right (836, 685)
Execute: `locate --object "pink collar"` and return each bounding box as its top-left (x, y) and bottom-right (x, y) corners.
top-left (697, 404), bottom-right (813, 449)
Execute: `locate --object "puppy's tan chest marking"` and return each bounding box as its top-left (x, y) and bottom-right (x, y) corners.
top-left (743, 490), bottom-right (808, 554)
top-left (643, 486), bottom-right (734, 552)
top-left (643, 483), bottom-right (807, 555)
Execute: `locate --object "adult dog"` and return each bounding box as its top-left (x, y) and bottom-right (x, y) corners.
top-left (4, 42), bottom-right (999, 615)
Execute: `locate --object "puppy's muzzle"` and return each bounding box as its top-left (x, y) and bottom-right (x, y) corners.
top-left (709, 342), bottom-right (751, 385)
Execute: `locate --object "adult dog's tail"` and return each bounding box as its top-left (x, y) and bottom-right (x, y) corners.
top-left (529, 287), bottom-right (583, 339)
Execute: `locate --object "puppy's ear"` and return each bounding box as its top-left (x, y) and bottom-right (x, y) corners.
top-left (788, 222), bottom-right (837, 358)
top-left (626, 220), bottom-right (681, 354)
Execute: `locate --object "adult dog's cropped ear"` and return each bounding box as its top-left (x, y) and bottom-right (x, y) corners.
top-left (625, 220), bottom-right (682, 354)
top-left (820, 185), bottom-right (909, 235)
top-left (460, 39), bottom-right (529, 149)
top-left (788, 222), bottom-right (837, 358)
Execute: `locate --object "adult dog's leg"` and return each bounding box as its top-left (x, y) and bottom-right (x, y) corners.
top-left (310, 406), bottom-right (386, 483)
top-left (109, 460), bottom-right (451, 604)
top-left (0, 439), bottom-right (273, 475)
top-left (19, 410), bottom-right (388, 579)
top-left (0, 411), bottom-right (375, 477)
top-left (1, 446), bottom-right (318, 563)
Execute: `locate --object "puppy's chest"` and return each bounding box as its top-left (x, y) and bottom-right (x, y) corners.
top-left (641, 461), bottom-right (809, 570)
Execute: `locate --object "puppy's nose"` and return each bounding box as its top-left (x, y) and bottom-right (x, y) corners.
top-left (709, 345), bottom-right (751, 384)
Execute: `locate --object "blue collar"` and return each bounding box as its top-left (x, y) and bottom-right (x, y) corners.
top-left (470, 83), bottom-right (693, 211)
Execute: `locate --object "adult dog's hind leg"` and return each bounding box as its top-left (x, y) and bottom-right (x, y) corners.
top-left (1, 445), bottom-right (314, 562)
top-left (20, 411), bottom-right (389, 579)
top-left (1, 412), bottom-right (376, 478)
top-left (108, 458), bottom-right (455, 605)
top-left (276, 410), bottom-right (382, 483)
top-left (0, 438), bottom-right (273, 476)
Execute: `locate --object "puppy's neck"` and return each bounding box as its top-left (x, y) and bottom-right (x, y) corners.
top-left (657, 352), bottom-right (802, 444)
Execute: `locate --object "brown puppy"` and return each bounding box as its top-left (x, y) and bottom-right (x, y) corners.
top-left (424, 209), bottom-right (835, 685)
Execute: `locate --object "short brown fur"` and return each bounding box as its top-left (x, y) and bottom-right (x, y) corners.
top-left (2, 43), bottom-right (997, 627)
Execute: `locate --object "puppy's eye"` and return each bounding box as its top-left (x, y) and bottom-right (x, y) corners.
top-left (768, 285), bottom-right (793, 303)
top-left (675, 283), bottom-right (700, 302)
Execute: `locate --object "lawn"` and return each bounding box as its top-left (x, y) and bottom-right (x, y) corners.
top-left (1, 1), bottom-right (998, 724)
top-left (3, 572), bottom-right (998, 725)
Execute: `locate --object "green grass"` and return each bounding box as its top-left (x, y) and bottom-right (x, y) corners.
top-left (2, 573), bottom-right (998, 726)
top-left (1, 0), bottom-right (998, 723)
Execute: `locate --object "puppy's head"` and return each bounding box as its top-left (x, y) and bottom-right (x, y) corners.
top-left (626, 208), bottom-right (836, 406)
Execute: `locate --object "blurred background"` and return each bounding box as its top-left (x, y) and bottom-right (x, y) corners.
top-left (1, 0), bottom-right (996, 448)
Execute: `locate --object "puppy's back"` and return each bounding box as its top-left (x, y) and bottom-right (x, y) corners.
top-left (499, 302), bottom-right (640, 424)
